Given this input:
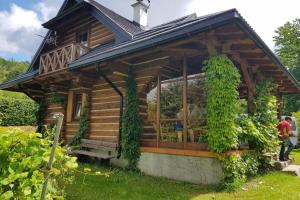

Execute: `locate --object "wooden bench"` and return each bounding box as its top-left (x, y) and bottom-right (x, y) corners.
top-left (72, 139), bottom-right (119, 159)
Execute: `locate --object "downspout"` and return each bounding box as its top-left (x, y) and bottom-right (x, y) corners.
top-left (96, 64), bottom-right (123, 159)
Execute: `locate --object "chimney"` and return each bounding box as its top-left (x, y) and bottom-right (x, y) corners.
top-left (132, 0), bottom-right (149, 29)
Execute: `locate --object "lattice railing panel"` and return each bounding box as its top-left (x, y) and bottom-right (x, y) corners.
top-left (39, 43), bottom-right (90, 75)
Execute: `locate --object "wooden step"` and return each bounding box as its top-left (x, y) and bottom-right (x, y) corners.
top-left (142, 133), bottom-right (156, 139)
top-left (140, 138), bottom-right (156, 147)
top-left (73, 150), bottom-right (113, 159)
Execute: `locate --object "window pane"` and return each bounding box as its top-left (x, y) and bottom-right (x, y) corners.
top-left (73, 94), bottom-right (82, 119)
top-left (187, 73), bottom-right (207, 143)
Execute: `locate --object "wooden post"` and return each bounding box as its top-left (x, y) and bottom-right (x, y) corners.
top-left (183, 58), bottom-right (188, 147)
top-left (156, 74), bottom-right (161, 148)
top-left (66, 90), bottom-right (74, 123)
top-left (41, 113), bottom-right (64, 200)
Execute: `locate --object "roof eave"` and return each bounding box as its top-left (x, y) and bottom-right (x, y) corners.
top-left (0, 71), bottom-right (37, 90)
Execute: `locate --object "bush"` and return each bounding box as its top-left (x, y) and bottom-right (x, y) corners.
top-left (221, 152), bottom-right (259, 191)
top-left (0, 127), bottom-right (77, 199)
top-left (0, 97), bottom-right (38, 126)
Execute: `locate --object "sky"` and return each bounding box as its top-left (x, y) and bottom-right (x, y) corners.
top-left (0, 0), bottom-right (299, 62)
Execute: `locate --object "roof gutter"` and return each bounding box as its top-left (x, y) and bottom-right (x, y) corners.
top-left (95, 64), bottom-right (123, 159)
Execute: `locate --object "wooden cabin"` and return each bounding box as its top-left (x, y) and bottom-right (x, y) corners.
top-left (2, 0), bottom-right (300, 184)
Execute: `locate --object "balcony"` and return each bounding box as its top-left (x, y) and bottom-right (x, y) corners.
top-left (39, 43), bottom-right (90, 75)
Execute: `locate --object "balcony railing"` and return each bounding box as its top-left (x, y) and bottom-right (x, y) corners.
top-left (39, 43), bottom-right (90, 75)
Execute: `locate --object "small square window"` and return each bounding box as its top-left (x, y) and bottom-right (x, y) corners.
top-left (77, 31), bottom-right (88, 47)
top-left (73, 94), bottom-right (82, 119)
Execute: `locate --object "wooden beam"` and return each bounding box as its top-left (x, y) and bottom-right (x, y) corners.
top-left (183, 58), bottom-right (188, 147)
top-left (66, 90), bottom-right (74, 123)
top-left (229, 53), bottom-right (256, 95)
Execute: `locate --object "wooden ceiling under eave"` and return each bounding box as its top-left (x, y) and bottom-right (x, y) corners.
top-left (109, 22), bottom-right (299, 95)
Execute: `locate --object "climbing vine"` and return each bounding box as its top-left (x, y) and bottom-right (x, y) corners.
top-left (121, 69), bottom-right (144, 169)
top-left (71, 98), bottom-right (89, 146)
top-left (204, 54), bottom-right (241, 153)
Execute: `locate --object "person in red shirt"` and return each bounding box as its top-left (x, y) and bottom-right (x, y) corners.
top-left (278, 117), bottom-right (295, 161)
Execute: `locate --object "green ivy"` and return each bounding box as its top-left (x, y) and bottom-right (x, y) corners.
top-left (121, 69), bottom-right (143, 169)
top-left (204, 55), bottom-right (241, 153)
top-left (252, 80), bottom-right (278, 152)
top-left (71, 105), bottom-right (89, 146)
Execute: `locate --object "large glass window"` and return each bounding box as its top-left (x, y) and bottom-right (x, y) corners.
top-left (187, 73), bottom-right (207, 143)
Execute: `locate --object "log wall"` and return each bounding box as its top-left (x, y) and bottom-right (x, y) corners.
top-left (43, 12), bottom-right (115, 54)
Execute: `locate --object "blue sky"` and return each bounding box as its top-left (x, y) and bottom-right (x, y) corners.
top-left (0, 0), bottom-right (299, 63)
top-left (0, 0), bottom-right (39, 11)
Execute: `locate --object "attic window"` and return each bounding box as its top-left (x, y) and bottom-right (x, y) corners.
top-left (77, 31), bottom-right (88, 47)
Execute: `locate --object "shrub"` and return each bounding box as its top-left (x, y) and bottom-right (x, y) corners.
top-left (204, 55), bottom-right (241, 153)
top-left (0, 97), bottom-right (38, 126)
top-left (221, 154), bottom-right (247, 191)
top-left (221, 152), bottom-right (259, 191)
top-left (0, 127), bottom-right (77, 199)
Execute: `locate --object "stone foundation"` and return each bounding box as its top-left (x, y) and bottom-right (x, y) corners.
top-left (110, 152), bottom-right (223, 185)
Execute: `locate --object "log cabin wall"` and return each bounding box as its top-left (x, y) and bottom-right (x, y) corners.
top-left (88, 75), bottom-right (125, 143)
top-left (42, 10), bottom-right (115, 54)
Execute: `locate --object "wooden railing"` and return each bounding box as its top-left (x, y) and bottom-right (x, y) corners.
top-left (39, 43), bottom-right (90, 75)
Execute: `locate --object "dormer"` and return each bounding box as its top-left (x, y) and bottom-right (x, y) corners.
top-left (29, 0), bottom-right (143, 75)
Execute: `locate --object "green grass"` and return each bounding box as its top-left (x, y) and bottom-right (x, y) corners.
top-left (65, 151), bottom-right (300, 200)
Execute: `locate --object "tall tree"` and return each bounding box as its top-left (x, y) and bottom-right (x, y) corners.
top-left (274, 19), bottom-right (300, 115)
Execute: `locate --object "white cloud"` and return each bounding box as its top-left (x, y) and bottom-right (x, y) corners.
top-left (0, 4), bottom-right (42, 53)
top-left (0, 0), bottom-right (62, 59)
top-left (35, 0), bottom-right (63, 21)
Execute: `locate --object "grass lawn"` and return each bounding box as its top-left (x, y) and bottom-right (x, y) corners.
top-left (65, 151), bottom-right (300, 200)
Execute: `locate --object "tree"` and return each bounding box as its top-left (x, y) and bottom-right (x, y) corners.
top-left (274, 19), bottom-right (300, 115)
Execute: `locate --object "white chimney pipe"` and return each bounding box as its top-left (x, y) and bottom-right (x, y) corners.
top-left (131, 0), bottom-right (149, 29)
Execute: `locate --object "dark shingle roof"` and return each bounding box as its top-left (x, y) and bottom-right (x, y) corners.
top-left (0, 70), bottom-right (38, 89)
top-left (86, 0), bottom-right (143, 36)
top-left (70, 9), bottom-right (236, 68)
